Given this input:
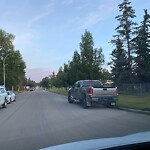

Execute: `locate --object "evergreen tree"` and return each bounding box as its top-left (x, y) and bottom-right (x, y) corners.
top-left (115, 0), bottom-right (137, 82)
top-left (93, 48), bottom-right (104, 79)
top-left (101, 69), bottom-right (111, 83)
top-left (69, 51), bottom-right (82, 84)
top-left (46, 30), bottom-right (106, 87)
top-left (110, 36), bottom-right (129, 83)
top-left (135, 9), bottom-right (150, 82)
top-left (80, 30), bottom-right (94, 79)
top-left (49, 72), bottom-right (56, 87)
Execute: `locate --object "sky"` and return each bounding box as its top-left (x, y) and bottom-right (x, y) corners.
top-left (0, 0), bottom-right (149, 82)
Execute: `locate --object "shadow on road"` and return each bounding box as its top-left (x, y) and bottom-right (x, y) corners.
top-left (70, 101), bottom-right (114, 110)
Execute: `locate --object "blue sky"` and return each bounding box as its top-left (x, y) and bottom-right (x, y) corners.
top-left (0, 0), bottom-right (149, 82)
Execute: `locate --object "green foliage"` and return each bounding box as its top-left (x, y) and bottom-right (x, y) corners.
top-left (48, 88), bottom-right (67, 95)
top-left (114, 0), bottom-right (137, 82)
top-left (40, 0), bottom-right (150, 86)
top-left (110, 36), bottom-right (129, 83)
top-left (39, 77), bottom-right (50, 88)
top-left (41, 30), bottom-right (108, 87)
top-left (100, 69), bottom-right (110, 83)
top-left (134, 9), bottom-right (150, 82)
top-left (0, 29), bottom-right (15, 52)
top-left (118, 94), bottom-right (150, 110)
top-left (26, 78), bottom-right (37, 87)
top-left (93, 48), bottom-right (105, 79)
top-left (0, 29), bottom-right (26, 90)
top-left (110, 0), bottom-right (150, 84)
top-left (80, 30), bottom-right (94, 79)
top-left (79, 31), bottom-right (105, 80)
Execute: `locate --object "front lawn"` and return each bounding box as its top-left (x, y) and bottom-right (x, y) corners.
top-left (118, 94), bottom-right (150, 111)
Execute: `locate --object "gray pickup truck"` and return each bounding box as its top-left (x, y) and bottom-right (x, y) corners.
top-left (68, 80), bottom-right (118, 108)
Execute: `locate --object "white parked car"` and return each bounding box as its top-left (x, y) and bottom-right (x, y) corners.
top-left (0, 86), bottom-right (7, 108)
top-left (6, 91), bottom-right (16, 104)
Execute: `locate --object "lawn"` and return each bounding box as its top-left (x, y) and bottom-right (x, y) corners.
top-left (118, 94), bottom-right (150, 111)
top-left (48, 88), bottom-right (67, 95)
top-left (48, 88), bottom-right (150, 111)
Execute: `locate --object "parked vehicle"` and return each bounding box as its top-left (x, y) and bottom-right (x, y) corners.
top-left (6, 91), bottom-right (16, 104)
top-left (0, 86), bottom-right (8, 108)
top-left (30, 87), bottom-right (35, 91)
top-left (68, 80), bottom-right (118, 108)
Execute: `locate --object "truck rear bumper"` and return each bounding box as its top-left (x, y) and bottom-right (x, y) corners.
top-left (89, 96), bottom-right (118, 104)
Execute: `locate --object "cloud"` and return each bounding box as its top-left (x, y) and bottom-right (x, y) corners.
top-left (66, 1), bottom-right (118, 29)
top-left (26, 68), bottom-right (51, 82)
top-left (30, 12), bottom-right (50, 23)
top-left (66, 7), bottom-right (103, 29)
top-left (79, 10), bottom-right (104, 28)
top-left (28, 0), bottom-right (54, 26)
top-left (79, 3), bottom-right (116, 28)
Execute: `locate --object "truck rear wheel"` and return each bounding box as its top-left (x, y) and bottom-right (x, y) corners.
top-left (82, 96), bottom-right (89, 109)
top-left (68, 93), bottom-right (73, 103)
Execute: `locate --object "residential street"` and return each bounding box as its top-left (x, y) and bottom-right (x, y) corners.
top-left (0, 90), bottom-right (150, 150)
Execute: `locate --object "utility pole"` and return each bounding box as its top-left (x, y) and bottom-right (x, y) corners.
top-left (2, 54), bottom-right (10, 87)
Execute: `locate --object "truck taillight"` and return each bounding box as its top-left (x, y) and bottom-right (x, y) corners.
top-left (89, 88), bottom-right (93, 95)
top-left (116, 87), bottom-right (118, 96)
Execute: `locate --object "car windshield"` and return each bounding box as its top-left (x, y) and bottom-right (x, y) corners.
top-left (0, 88), bottom-right (5, 93)
top-left (0, 0), bottom-right (150, 150)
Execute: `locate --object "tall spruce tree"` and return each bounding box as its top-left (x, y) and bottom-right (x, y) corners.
top-left (110, 36), bottom-right (129, 83)
top-left (135, 9), bottom-right (150, 82)
top-left (115, 0), bottom-right (137, 82)
top-left (93, 48), bottom-right (104, 79)
top-left (46, 30), bottom-right (106, 87)
top-left (80, 30), bottom-right (94, 79)
top-left (80, 30), bottom-right (104, 80)
top-left (70, 51), bottom-right (81, 82)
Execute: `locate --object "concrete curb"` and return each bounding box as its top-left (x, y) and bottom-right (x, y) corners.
top-left (117, 107), bottom-right (150, 115)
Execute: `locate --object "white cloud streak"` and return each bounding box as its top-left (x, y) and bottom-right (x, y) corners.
top-left (28, 0), bottom-right (54, 27)
top-left (67, 1), bottom-right (118, 29)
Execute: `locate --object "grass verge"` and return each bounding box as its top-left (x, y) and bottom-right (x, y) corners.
top-left (48, 88), bottom-right (150, 111)
top-left (48, 88), bottom-right (67, 95)
top-left (118, 94), bottom-right (150, 111)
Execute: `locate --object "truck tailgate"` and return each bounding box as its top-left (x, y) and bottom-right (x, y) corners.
top-left (93, 87), bottom-right (117, 97)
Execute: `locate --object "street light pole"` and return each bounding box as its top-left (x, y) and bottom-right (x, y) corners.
top-left (2, 54), bottom-right (10, 87)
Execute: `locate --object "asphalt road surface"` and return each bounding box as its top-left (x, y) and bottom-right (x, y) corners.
top-left (0, 90), bottom-right (150, 150)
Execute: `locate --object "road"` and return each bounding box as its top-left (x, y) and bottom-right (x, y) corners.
top-left (0, 90), bottom-right (150, 150)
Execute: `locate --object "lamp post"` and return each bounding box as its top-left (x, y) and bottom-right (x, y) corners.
top-left (1, 54), bottom-right (10, 87)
